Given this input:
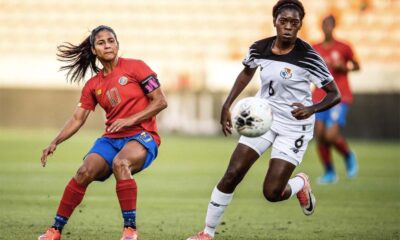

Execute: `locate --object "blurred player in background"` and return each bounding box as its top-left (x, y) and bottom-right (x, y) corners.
top-left (38, 25), bottom-right (167, 240)
top-left (187, 1), bottom-right (341, 239)
top-left (312, 15), bottom-right (360, 184)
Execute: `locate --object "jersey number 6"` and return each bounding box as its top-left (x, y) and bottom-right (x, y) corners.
top-left (268, 81), bottom-right (275, 96)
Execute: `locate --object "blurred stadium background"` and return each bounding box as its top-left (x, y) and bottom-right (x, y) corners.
top-left (0, 0), bottom-right (399, 139)
top-left (0, 1), bottom-right (399, 240)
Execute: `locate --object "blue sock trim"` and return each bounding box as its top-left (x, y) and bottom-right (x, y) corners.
top-left (122, 210), bottom-right (136, 228)
top-left (52, 215), bottom-right (68, 230)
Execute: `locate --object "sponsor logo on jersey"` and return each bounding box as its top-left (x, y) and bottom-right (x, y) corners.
top-left (96, 89), bottom-right (102, 95)
top-left (280, 67), bottom-right (292, 80)
top-left (118, 76), bottom-right (128, 85)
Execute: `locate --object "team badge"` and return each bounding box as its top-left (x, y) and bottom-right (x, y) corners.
top-left (118, 76), bottom-right (128, 85)
top-left (96, 89), bottom-right (102, 95)
top-left (280, 67), bottom-right (292, 80)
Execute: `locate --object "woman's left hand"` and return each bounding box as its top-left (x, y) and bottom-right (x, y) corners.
top-left (291, 103), bottom-right (315, 120)
top-left (107, 117), bottom-right (136, 133)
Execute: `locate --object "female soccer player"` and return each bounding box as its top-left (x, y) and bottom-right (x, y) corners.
top-left (312, 15), bottom-right (360, 184)
top-left (187, 1), bottom-right (341, 239)
top-left (38, 25), bottom-right (167, 240)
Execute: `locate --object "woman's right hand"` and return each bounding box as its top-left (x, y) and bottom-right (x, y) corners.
top-left (41, 143), bottom-right (57, 167)
top-left (220, 106), bottom-right (233, 136)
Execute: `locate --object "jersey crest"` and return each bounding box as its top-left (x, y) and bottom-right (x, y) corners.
top-left (280, 67), bottom-right (292, 80)
top-left (118, 76), bottom-right (128, 85)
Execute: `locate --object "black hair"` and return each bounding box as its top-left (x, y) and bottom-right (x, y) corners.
top-left (272, 0), bottom-right (305, 20)
top-left (57, 25), bottom-right (118, 83)
top-left (323, 15), bottom-right (336, 28)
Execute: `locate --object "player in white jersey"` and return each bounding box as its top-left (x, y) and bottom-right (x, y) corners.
top-left (187, 1), bottom-right (341, 239)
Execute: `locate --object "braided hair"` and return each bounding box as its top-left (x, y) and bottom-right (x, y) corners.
top-left (57, 25), bottom-right (118, 84)
top-left (272, 0), bottom-right (305, 20)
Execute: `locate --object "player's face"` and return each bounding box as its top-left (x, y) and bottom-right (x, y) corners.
top-left (322, 19), bottom-right (334, 37)
top-left (274, 9), bottom-right (302, 43)
top-left (92, 30), bottom-right (119, 61)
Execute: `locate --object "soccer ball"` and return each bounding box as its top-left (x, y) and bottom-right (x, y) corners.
top-left (231, 97), bottom-right (273, 137)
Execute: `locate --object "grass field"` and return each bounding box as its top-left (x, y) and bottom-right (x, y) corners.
top-left (0, 128), bottom-right (399, 240)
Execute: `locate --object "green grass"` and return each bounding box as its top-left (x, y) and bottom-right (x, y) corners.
top-left (0, 128), bottom-right (399, 240)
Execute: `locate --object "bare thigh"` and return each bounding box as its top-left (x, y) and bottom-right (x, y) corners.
top-left (113, 140), bottom-right (148, 181)
top-left (74, 153), bottom-right (112, 186)
top-left (263, 158), bottom-right (296, 202)
top-left (217, 143), bottom-right (260, 193)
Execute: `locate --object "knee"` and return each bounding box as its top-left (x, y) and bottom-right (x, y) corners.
top-left (324, 132), bottom-right (337, 144)
top-left (220, 168), bottom-right (244, 190)
top-left (112, 158), bottom-right (130, 173)
top-left (75, 165), bottom-right (95, 185)
top-left (263, 188), bottom-right (282, 203)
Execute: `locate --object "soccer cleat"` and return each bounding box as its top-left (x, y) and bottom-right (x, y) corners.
top-left (345, 152), bottom-right (358, 178)
top-left (186, 231), bottom-right (214, 240)
top-left (38, 228), bottom-right (61, 240)
top-left (120, 227), bottom-right (138, 240)
top-left (317, 171), bottom-right (338, 184)
top-left (296, 173), bottom-right (316, 216)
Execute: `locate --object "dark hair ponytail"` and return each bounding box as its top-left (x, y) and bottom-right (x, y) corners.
top-left (57, 25), bottom-right (117, 84)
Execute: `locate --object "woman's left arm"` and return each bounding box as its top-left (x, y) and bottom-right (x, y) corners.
top-left (107, 88), bottom-right (168, 133)
top-left (291, 81), bottom-right (341, 120)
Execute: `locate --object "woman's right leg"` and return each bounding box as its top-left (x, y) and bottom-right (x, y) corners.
top-left (39, 154), bottom-right (110, 240)
top-left (189, 143), bottom-right (260, 240)
top-left (315, 120), bottom-right (337, 184)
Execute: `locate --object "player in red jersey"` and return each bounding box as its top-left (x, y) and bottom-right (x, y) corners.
top-left (38, 25), bottom-right (167, 240)
top-left (312, 15), bottom-right (360, 184)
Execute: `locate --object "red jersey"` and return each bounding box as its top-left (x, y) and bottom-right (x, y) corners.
top-left (78, 57), bottom-right (161, 145)
top-left (312, 39), bottom-right (356, 103)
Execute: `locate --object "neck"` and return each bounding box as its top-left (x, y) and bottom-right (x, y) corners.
top-left (273, 37), bottom-right (296, 55)
top-left (101, 57), bottom-right (119, 75)
top-left (324, 34), bottom-right (334, 44)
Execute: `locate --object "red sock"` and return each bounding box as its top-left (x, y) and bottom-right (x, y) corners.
top-left (116, 179), bottom-right (137, 211)
top-left (334, 136), bottom-right (350, 157)
top-left (317, 143), bottom-right (334, 172)
top-left (56, 178), bottom-right (87, 218)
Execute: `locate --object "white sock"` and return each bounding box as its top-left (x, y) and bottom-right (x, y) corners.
top-left (203, 186), bottom-right (234, 237)
top-left (288, 176), bottom-right (305, 198)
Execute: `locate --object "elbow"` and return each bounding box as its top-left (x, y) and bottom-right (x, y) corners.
top-left (335, 93), bottom-right (342, 105)
top-left (158, 98), bottom-right (168, 111)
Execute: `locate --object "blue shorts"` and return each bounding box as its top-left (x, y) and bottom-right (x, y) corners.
top-left (86, 132), bottom-right (158, 177)
top-left (315, 103), bottom-right (349, 128)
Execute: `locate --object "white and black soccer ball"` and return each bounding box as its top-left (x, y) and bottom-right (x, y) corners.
top-left (231, 97), bottom-right (273, 137)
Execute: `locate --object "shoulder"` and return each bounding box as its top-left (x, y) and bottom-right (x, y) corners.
top-left (83, 74), bottom-right (100, 89)
top-left (119, 57), bottom-right (148, 68)
top-left (334, 39), bottom-right (351, 47)
top-left (311, 41), bottom-right (323, 50)
top-left (249, 36), bottom-right (275, 53)
top-left (296, 38), bottom-right (325, 63)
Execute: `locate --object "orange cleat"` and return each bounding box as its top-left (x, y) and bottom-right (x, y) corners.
top-left (38, 228), bottom-right (61, 240)
top-left (186, 231), bottom-right (214, 240)
top-left (296, 172), bottom-right (316, 216)
top-left (120, 227), bottom-right (138, 240)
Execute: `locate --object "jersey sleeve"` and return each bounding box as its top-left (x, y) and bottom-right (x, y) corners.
top-left (78, 81), bottom-right (97, 111)
top-left (302, 49), bottom-right (334, 88)
top-left (344, 43), bottom-right (356, 62)
top-left (134, 60), bottom-right (161, 94)
top-left (242, 42), bottom-right (259, 69)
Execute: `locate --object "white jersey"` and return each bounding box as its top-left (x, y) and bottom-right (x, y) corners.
top-left (243, 36), bottom-right (333, 131)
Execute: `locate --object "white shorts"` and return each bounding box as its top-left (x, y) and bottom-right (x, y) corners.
top-left (238, 125), bottom-right (313, 166)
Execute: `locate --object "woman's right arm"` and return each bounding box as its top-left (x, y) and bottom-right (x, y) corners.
top-left (220, 66), bottom-right (257, 136)
top-left (41, 107), bottom-right (91, 167)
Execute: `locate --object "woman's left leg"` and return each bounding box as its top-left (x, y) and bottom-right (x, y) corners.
top-left (112, 138), bottom-right (153, 240)
top-left (263, 158), bottom-right (315, 215)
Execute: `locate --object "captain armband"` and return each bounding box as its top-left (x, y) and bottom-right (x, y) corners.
top-left (140, 75), bottom-right (161, 94)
